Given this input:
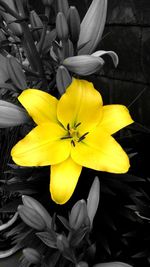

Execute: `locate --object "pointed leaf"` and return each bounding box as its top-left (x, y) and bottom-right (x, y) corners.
top-left (36, 231), bottom-right (57, 248)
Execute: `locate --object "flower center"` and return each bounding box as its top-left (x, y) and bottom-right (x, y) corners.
top-left (61, 123), bottom-right (89, 146)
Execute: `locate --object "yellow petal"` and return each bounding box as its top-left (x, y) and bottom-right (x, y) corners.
top-left (11, 122), bottom-right (71, 166)
top-left (50, 157), bottom-right (82, 204)
top-left (18, 89), bottom-right (58, 125)
top-left (57, 79), bottom-right (103, 134)
top-left (71, 128), bottom-right (130, 173)
top-left (100, 105), bottom-right (134, 134)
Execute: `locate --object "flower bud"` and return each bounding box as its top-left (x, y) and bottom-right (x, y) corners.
top-left (93, 262), bottom-right (133, 267)
top-left (30, 10), bottom-right (43, 42)
top-left (56, 66), bottom-right (72, 95)
top-left (68, 6), bottom-right (80, 44)
top-left (56, 12), bottom-right (69, 41)
top-left (22, 195), bottom-right (52, 230)
top-left (6, 56), bottom-right (27, 90)
top-left (0, 54), bottom-right (9, 83)
top-left (0, 100), bottom-right (29, 128)
top-left (78, 0), bottom-right (107, 55)
top-left (23, 248), bottom-right (41, 264)
top-left (38, 29), bottom-right (56, 54)
top-left (87, 177), bottom-right (100, 227)
top-left (68, 39), bottom-right (74, 57)
top-left (42, 0), bottom-right (54, 6)
top-left (63, 55), bottom-right (104, 76)
top-left (69, 200), bottom-right (87, 230)
top-left (18, 205), bottom-right (46, 231)
top-left (56, 234), bottom-right (69, 251)
top-left (57, 0), bottom-right (69, 18)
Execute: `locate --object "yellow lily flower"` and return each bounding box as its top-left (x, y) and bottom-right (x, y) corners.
top-left (11, 79), bottom-right (133, 204)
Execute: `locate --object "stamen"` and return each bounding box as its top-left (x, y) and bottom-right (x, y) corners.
top-left (75, 122), bottom-right (81, 128)
top-left (67, 123), bottom-right (70, 130)
top-left (78, 132), bottom-right (89, 142)
top-left (61, 136), bottom-right (72, 140)
top-left (71, 140), bottom-right (75, 147)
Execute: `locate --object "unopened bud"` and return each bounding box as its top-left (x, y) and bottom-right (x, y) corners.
top-left (30, 10), bottom-right (43, 42)
top-left (56, 234), bottom-right (69, 251)
top-left (18, 205), bottom-right (46, 231)
top-left (42, 0), bottom-right (54, 6)
top-left (56, 66), bottom-right (72, 95)
top-left (38, 29), bottom-right (56, 54)
top-left (63, 55), bottom-right (104, 76)
top-left (78, 0), bottom-right (107, 54)
top-left (22, 195), bottom-right (52, 230)
top-left (6, 57), bottom-right (27, 90)
top-left (69, 200), bottom-right (86, 230)
top-left (0, 55), bottom-right (9, 83)
top-left (57, 0), bottom-right (69, 18)
top-left (0, 29), bottom-right (6, 41)
top-left (14, 0), bottom-right (26, 18)
top-left (68, 6), bottom-right (80, 44)
top-left (87, 177), bottom-right (100, 227)
top-left (56, 12), bottom-right (69, 41)
top-left (0, 100), bottom-right (29, 128)
top-left (23, 248), bottom-right (41, 264)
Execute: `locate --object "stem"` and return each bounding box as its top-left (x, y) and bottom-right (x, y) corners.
top-left (21, 21), bottom-right (45, 77)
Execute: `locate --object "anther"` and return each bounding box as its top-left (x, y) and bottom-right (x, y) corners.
top-left (61, 136), bottom-right (72, 140)
top-left (67, 123), bottom-right (70, 130)
top-left (75, 122), bottom-right (81, 128)
top-left (78, 132), bottom-right (89, 142)
top-left (71, 140), bottom-right (75, 147)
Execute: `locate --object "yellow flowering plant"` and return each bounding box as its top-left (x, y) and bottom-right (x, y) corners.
top-left (0, 0), bottom-right (138, 266)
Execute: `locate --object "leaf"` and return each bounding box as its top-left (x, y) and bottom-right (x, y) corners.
top-left (70, 226), bottom-right (90, 247)
top-left (36, 231), bottom-right (57, 248)
top-left (129, 123), bottom-right (150, 134)
top-left (62, 248), bottom-right (76, 263)
top-left (110, 173), bottom-right (145, 182)
top-left (132, 251), bottom-right (147, 258)
top-left (4, 181), bottom-right (37, 194)
top-left (57, 215), bottom-right (71, 231)
top-left (92, 50), bottom-right (119, 67)
top-left (44, 251), bottom-right (61, 267)
top-left (0, 83), bottom-right (16, 91)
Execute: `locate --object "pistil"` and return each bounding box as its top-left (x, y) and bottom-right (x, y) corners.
top-left (61, 123), bottom-right (89, 146)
